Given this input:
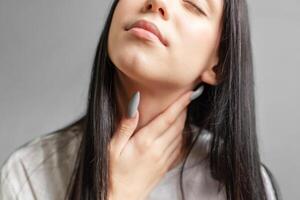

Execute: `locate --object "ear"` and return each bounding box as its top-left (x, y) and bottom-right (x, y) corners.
top-left (199, 67), bottom-right (217, 85)
top-left (199, 57), bottom-right (219, 86)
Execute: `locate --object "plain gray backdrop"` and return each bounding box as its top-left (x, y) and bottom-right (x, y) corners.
top-left (0, 0), bottom-right (299, 199)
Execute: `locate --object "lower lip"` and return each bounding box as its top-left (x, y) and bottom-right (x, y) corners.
top-left (127, 27), bottom-right (162, 45)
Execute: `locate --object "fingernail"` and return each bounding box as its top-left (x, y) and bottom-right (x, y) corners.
top-left (190, 85), bottom-right (204, 101)
top-left (127, 91), bottom-right (140, 118)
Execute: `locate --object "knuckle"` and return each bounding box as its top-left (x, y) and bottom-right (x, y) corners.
top-left (135, 138), bottom-right (152, 153)
top-left (162, 116), bottom-right (173, 127)
top-left (150, 148), bottom-right (162, 161)
top-left (119, 123), bottom-right (132, 134)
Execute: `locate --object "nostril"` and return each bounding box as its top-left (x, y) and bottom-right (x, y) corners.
top-left (146, 3), bottom-right (165, 16)
top-left (159, 8), bottom-right (164, 15)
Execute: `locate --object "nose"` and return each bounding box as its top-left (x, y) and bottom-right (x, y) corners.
top-left (143, 0), bottom-right (169, 20)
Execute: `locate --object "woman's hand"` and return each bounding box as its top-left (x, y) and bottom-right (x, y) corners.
top-left (108, 90), bottom-right (196, 200)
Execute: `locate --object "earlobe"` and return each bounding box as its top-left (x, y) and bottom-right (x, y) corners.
top-left (199, 53), bottom-right (219, 86)
top-left (199, 66), bottom-right (218, 86)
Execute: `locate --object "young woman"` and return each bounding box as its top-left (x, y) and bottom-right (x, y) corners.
top-left (0, 0), bottom-right (281, 200)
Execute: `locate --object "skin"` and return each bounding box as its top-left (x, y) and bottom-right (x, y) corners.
top-left (107, 1), bottom-right (224, 198)
top-left (108, 0), bottom-right (223, 129)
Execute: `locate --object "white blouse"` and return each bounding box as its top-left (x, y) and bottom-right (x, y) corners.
top-left (0, 121), bottom-right (276, 200)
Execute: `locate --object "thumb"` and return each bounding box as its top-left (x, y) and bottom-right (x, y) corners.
top-left (113, 91), bottom-right (140, 155)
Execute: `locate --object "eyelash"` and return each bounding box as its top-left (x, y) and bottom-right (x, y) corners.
top-left (184, 1), bottom-right (205, 15)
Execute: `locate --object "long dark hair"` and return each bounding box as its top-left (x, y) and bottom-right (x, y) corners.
top-left (63, 0), bottom-right (282, 199)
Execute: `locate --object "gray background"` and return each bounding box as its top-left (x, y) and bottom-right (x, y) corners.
top-left (0, 0), bottom-right (299, 199)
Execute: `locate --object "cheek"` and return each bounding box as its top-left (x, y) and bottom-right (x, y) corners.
top-left (108, 1), bottom-right (133, 67)
top-left (169, 25), bottom-right (217, 82)
top-left (185, 26), bottom-right (216, 63)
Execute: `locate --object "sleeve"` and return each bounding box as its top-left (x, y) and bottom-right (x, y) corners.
top-left (260, 164), bottom-right (277, 200)
top-left (0, 175), bottom-right (17, 200)
top-left (0, 155), bottom-right (19, 200)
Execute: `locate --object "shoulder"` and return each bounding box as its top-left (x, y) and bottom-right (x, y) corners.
top-left (260, 163), bottom-right (278, 200)
top-left (190, 124), bottom-right (278, 200)
top-left (0, 120), bottom-right (83, 199)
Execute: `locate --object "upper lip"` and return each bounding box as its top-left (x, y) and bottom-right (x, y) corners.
top-left (125, 19), bottom-right (168, 47)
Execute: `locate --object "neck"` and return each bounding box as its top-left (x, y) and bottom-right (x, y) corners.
top-left (113, 69), bottom-right (195, 171)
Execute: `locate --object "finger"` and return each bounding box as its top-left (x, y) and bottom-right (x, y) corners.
top-left (154, 108), bottom-right (187, 153)
top-left (111, 92), bottom-right (140, 156)
top-left (163, 141), bottom-right (183, 173)
top-left (133, 91), bottom-right (192, 144)
top-left (160, 131), bottom-right (183, 165)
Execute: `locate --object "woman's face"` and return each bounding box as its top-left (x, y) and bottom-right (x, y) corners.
top-left (108, 0), bottom-right (224, 89)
